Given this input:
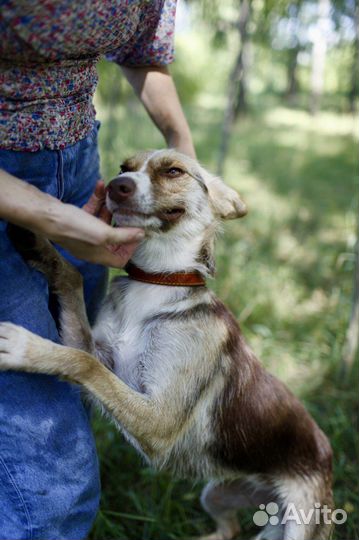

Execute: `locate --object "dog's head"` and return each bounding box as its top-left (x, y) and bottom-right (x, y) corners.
top-left (106, 149), bottom-right (247, 274)
top-left (107, 149), bottom-right (246, 229)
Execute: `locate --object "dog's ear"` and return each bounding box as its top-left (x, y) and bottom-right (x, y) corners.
top-left (202, 171), bottom-right (247, 220)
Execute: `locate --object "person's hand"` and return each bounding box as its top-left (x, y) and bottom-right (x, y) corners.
top-left (83, 180), bottom-right (112, 224)
top-left (48, 180), bottom-right (144, 267)
top-left (0, 169), bottom-right (144, 268)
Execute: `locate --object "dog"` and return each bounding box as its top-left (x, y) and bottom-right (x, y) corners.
top-left (0, 150), bottom-right (333, 540)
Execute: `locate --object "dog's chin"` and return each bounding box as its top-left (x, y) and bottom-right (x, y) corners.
top-left (112, 210), bottom-right (160, 231)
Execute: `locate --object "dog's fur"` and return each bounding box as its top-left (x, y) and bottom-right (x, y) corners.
top-left (0, 150), bottom-right (333, 540)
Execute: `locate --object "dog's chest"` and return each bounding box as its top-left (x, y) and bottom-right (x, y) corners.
top-left (93, 278), bottom-right (178, 392)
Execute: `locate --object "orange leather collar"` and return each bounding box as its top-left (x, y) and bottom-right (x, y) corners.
top-left (125, 263), bottom-right (206, 287)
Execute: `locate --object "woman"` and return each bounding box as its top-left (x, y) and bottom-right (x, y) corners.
top-left (0, 1), bottom-right (195, 539)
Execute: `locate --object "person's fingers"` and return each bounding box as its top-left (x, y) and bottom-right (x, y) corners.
top-left (83, 180), bottom-right (106, 216)
top-left (107, 242), bottom-right (140, 264)
top-left (88, 243), bottom-right (139, 268)
top-left (62, 239), bottom-right (139, 268)
top-left (93, 180), bottom-right (107, 200)
top-left (106, 227), bottom-right (144, 245)
top-left (108, 241), bottom-right (139, 255)
top-left (83, 181), bottom-right (117, 226)
top-left (98, 204), bottom-right (112, 225)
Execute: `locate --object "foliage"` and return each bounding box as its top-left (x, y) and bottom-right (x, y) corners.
top-left (186, 0), bottom-right (358, 111)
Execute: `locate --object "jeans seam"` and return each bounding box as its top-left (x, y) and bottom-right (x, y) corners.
top-left (57, 149), bottom-right (64, 200)
top-left (0, 455), bottom-right (33, 540)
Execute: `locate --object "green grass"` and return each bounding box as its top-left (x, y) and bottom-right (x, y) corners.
top-left (89, 95), bottom-right (358, 539)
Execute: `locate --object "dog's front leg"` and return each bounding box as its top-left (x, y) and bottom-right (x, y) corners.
top-left (8, 225), bottom-right (95, 354)
top-left (0, 323), bottom-right (173, 456)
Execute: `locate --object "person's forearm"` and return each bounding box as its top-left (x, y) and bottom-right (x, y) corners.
top-left (121, 66), bottom-right (196, 158)
top-left (0, 168), bottom-right (63, 236)
top-left (0, 169), bottom-right (101, 243)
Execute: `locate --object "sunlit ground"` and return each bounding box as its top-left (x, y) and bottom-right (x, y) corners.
top-left (90, 91), bottom-right (358, 539)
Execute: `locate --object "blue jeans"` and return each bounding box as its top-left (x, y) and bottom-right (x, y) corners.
top-left (0, 123), bottom-right (107, 539)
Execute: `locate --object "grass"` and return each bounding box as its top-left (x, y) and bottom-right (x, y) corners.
top-left (89, 90), bottom-right (358, 539)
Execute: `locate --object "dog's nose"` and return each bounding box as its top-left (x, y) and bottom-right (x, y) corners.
top-left (107, 176), bottom-right (136, 202)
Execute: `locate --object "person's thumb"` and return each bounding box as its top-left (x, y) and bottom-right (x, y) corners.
top-left (83, 180), bottom-right (106, 216)
top-left (106, 226), bottom-right (144, 245)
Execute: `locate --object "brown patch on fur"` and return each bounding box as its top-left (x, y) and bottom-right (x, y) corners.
top-left (145, 301), bottom-right (210, 326)
top-left (147, 156), bottom-right (187, 174)
top-left (197, 240), bottom-right (216, 276)
top-left (146, 156), bottom-right (191, 192)
top-left (158, 217), bottom-right (184, 233)
top-left (208, 299), bottom-right (333, 478)
top-left (120, 152), bottom-right (149, 173)
top-left (148, 168), bottom-right (191, 196)
top-left (144, 156), bottom-right (197, 232)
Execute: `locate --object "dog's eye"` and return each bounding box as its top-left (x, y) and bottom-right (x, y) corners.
top-left (163, 167), bottom-right (185, 178)
top-left (119, 165), bottom-right (129, 174)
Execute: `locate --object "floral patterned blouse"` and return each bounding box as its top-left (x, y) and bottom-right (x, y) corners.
top-left (0, 0), bottom-right (176, 151)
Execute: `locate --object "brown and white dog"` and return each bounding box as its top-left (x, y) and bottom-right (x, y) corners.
top-left (0, 150), bottom-right (333, 540)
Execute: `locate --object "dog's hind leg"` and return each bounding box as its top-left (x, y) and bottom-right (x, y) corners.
top-left (8, 225), bottom-right (94, 353)
top-left (199, 479), bottom-right (277, 540)
top-left (199, 480), bottom-right (242, 540)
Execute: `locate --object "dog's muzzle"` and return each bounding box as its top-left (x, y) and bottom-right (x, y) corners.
top-left (107, 175), bottom-right (136, 203)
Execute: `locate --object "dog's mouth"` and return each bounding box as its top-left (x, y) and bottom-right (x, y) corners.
top-left (113, 207), bottom-right (150, 219)
top-left (112, 206), bottom-right (185, 226)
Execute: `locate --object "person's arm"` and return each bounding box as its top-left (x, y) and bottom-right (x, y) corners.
top-left (121, 65), bottom-right (196, 159)
top-left (0, 170), bottom-right (144, 267)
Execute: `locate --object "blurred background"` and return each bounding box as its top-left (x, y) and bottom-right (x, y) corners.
top-left (90, 1), bottom-right (358, 538)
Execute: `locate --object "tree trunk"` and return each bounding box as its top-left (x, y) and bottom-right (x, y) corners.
top-left (235, 71), bottom-right (247, 117)
top-left (342, 209), bottom-right (359, 372)
top-left (217, 0), bottom-right (250, 176)
top-left (234, 21), bottom-right (250, 118)
top-left (309, 0), bottom-right (330, 115)
top-left (285, 46), bottom-right (300, 104)
top-left (348, 4), bottom-right (359, 113)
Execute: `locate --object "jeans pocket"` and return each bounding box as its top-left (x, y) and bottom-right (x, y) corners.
top-left (0, 456), bottom-right (33, 539)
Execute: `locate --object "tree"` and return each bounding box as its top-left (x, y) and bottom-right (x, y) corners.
top-left (331, 0), bottom-right (359, 112)
top-left (282, 1), bottom-right (305, 103)
top-left (342, 208), bottom-right (359, 372)
top-left (217, 0), bottom-right (251, 176)
top-left (348, 3), bottom-right (359, 112)
top-left (309, 0), bottom-right (331, 114)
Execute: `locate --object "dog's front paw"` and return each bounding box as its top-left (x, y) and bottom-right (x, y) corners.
top-left (0, 322), bottom-right (36, 371)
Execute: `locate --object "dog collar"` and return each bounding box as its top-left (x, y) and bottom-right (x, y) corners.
top-left (125, 263), bottom-right (206, 287)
